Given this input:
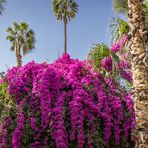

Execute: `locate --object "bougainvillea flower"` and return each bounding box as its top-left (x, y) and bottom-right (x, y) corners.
top-left (0, 54), bottom-right (135, 148)
top-left (101, 56), bottom-right (112, 71)
top-left (111, 34), bottom-right (128, 52)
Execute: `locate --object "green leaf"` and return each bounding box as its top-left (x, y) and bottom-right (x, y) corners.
top-left (110, 51), bottom-right (120, 63)
top-left (88, 43), bottom-right (110, 69)
top-left (110, 17), bottom-right (129, 43)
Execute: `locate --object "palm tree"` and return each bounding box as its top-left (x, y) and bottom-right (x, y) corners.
top-left (113, 0), bottom-right (128, 14)
top-left (127, 0), bottom-right (148, 147)
top-left (6, 22), bottom-right (35, 66)
top-left (0, 0), bottom-right (6, 15)
top-left (113, 0), bottom-right (148, 147)
top-left (113, 0), bottom-right (148, 29)
top-left (52, 0), bottom-right (78, 53)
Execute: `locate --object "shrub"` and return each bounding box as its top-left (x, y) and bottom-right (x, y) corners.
top-left (0, 54), bottom-right (135, 148)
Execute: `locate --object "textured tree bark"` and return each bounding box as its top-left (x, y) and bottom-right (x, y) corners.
top-left (128, 0), bottom-right (148, 147)
top-left (16, 46), bottom-right (22, 66)
top-left (64, 17), bottom-right (67, 54)
top-left (16, 54), bottom-right (22, 66)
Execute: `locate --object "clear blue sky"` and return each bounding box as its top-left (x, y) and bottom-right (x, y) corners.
top-left (0, 0), bottom-right (121, 71)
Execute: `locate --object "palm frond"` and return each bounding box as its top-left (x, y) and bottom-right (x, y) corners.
top-left (6, 35), bottom-right (15, 42)
top-left (52, 0), bottom-right (78, 22)
top-left (110, 17), bottom-right (129, 43)
top-left (6, 27), bottom-right (13, 33)
top-left (13, 22), bottom-right (20, 31)
top-left (6, 22), bottom-right (36, 56)
top-left (10, 43), bottom-right (15, 51)
top-left (143, 0), bottom-right (148, 30)
top-left (22, 29), bottom-right (35, 56)
top-left (20, 22), bottom-right (29, 31)
top-left (113, 0), bottom-right (128, 14)
top-left (88, 43), bottom-right (110, 69)
top-left (113, 0), bottom-right (148, 30)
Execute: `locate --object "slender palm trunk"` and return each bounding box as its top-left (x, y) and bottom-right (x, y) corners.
top-left (128, 0), bottom-right (148, 147)
top-left (64, 18), bottom-right (67, 54)
top-left (16, 45), bottom-right (22, 66)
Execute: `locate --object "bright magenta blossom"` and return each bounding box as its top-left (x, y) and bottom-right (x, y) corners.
top-left (111, 34), bottom-right (128, 52)
top-left (0, 54), bottom-right (135, 147)
top-left (101, 56), bottom-right (112, 71)
top-left (0, 79), bottom-right (3, 84)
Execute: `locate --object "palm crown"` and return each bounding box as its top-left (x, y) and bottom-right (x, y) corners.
top-left (52, 0), bottom-right (78, 53)
top-left (6, 22), bottom-right (35, 66)
top-left (52, 0), bottom-right (78, 23)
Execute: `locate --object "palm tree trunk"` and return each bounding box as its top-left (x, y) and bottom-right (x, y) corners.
top-left (64, 18), bottom-right (67, 54)
top-left (128, 0), bottom-right (148, 147)
top-left (16, 45), bottom-right (22, 66)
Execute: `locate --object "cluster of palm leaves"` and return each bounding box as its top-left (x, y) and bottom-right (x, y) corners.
top-left (113, 0), bottom-right (148, 30)
top-left (88, 43), bottom-right (120, 74)
top-left (88, 43), bottom-right (110, 70)
top-left (0, 0), bottom-right (78, 66)
top-left (6, 22), bottom-right (35, 66)
top-left (0, 1), bottom-right (36, 66)
top-left (88, 4), bottom-right (132, 88)
top-left (88, 0), bottom-right (148, 91)
top-left (110, 17), bottom-right (129, 43)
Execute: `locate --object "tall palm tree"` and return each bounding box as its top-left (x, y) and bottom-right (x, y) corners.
top-left (113, 0), bottom-right (148, 29)
top-left (6, 22), bottom-right (35, 66)
top-left (0, 0), bottom-right (6, 15)
top-left (127, 0), bottom-right (148, 147)
top-left (52, 0), bottom-right (78, 53)
top-left (113, 0), bottom-right (148, 147)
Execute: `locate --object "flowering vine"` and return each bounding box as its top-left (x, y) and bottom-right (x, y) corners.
top-left (0, 54), bottom-right (135, 147)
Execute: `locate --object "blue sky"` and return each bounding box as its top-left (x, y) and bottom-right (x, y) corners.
top-left (0, 0), bottom-right (121, 71)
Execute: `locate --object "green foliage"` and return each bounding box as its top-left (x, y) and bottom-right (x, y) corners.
top-left (21, 122), bottom-right (34, 147)
top-left (110, 50), bottom-right (120, 62)
top-left (143, 0), bottom-right (148, 30)
top-left (88, 43), bottom-right (110, 70)
top-left (0, 82), bottom-right (17, 148)
top-left (113, 0), bottom-right (128, 14)
top-left (0, 71), bottom-right (5, 78)
top-left (52, 0), bottom-right (78, 23)
top-left (113, 0), bottom-right (148, 31)
top-left (88, 43), bottom-right (120, 77)
top-left (110, 17), bottom-right (129, 43)
top-left (0, 82), bottom-right (17, 121)
top-left (90, 119), bottom-right (105, 148)
top-left (6, 22), bottom-right (36, 56)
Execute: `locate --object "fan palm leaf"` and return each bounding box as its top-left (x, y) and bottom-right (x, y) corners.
top-left (113, 0), bottom-right (128, 14)
top-left (52, 0), bottom-right (78, 53)
top-left (6, 22), bottom-right (36, 66)
top-left (113, 0), bottom-right (148, 30)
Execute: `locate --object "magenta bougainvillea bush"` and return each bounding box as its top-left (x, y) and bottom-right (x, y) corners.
top-left (88, 34), bottom-right (132, 85)
top-left (102, 34), bottom-right (132, 82)
top-left (0, 54), bottom-right (135, 148)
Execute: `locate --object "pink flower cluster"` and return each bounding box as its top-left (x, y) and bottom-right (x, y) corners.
top-left (119, 60), bottom-right (132, 82)
top-left (0, 54), bottom-right (135, 147)
top-left (101, 56), bottom-right (112, 72)
top-left (111, 34), bottom-right (128, 53)
top-left (0, 79), bottom-right (3, 84)
top-left (100, 34), bottom-right (132, 82)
